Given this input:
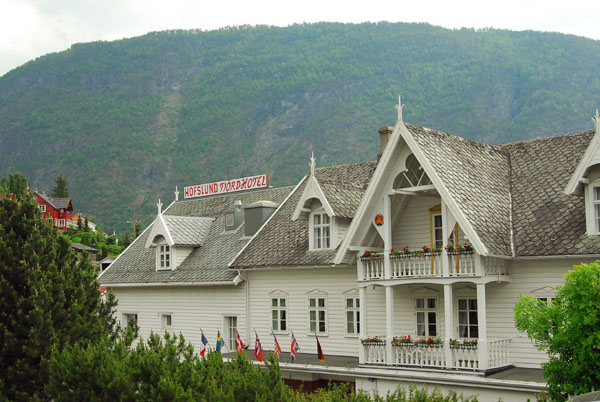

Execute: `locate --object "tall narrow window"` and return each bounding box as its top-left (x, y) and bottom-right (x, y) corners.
top-left (458, 298), bottom-right (478, 338)
top-left (312, 212), bottom-right (331, 250)
top-left (158, 245), bottom-right (171, 269)
top-left (309, 297), bottom-right (327, 334)
top-left (594, 187), bottom-right (600, 232)
top-left (415, 297), bottom-right (437, 337)
top-left (432, 214), bottom-right (443, 249)
top-left (345, 297), bottom-right (360, 335)
top-left (271, 297), bottom-right (287, 332)
top-left (225, 316), bottom-right (238, 351)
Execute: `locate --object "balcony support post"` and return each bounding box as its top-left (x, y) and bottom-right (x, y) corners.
top-left (385, 285), bottom-right (394, 364)
top-left (383, 195), bottom-right (392, 279)
top-left (477, 283), bottom-right (489, 370)
top-left (441, 200), bottom-right (451, 277)
top-left (359, 286), bottom-right (367, 364)
top-left (443, 283), bottom-right (454, 368)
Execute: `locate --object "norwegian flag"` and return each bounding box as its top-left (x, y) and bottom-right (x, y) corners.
top-left (290, 331), bottom-right (300, 363)
top-left (236, 330), bottom-right (245, 353)
top-left (272, 332), bottom-right (282, 358)
top-left (254, 330), bottom-right (263, 362)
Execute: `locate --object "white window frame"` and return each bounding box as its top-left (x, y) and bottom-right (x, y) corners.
top-left (307, 291), bottom-right (328, 335)
top-left (432, 213), bottom-right (443, 249)
top-left (122, 312), bottom-right (138, 328)
top-left (224, 315), bottom-right (238, 351)
top-left (39, 204), bottom-right (46, 212)
top-left (584, 180), bottom-right (600, 235)
top-left (58, 219), bottom-right (66, 227)
top-left (345, 296), bottom-right (360, 336)
top-left (156, 243), bottom-right (172, 271)
top-left (160, 313), bottom-right (172, 330)
top-left (414, 296), bottom-right (438, 337)
top-left (457, 298), bottom-right (479, 339)
top-left (309, 209), bottom-right (332, 251)
top-left (271, 295), bottom-right (288, 333)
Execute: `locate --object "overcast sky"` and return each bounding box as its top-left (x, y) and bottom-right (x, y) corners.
top-left (1, 0), bottom-right (599, 77)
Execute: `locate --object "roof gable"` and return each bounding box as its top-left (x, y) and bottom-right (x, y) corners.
top-left (291, 174), bottom-right (335, 220)
top-left (565, 110), bottom-right (600, 195)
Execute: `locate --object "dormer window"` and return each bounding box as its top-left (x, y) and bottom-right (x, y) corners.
top-left (593, 186), bottom-right (600, 232)
top-left (584, 176), bottom-right (600, 235)
top-left (158, 244), bottom-right (171, 270)
top-left (311, 211), bottom-right (331, 250)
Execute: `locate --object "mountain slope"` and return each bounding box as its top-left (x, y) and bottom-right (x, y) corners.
top-left (1, 22), bottom-right (599, 231)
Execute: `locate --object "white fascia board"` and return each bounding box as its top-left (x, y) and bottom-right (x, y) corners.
top-left (334, 119), bottom-right (405, 264)
top-left (144, 213), bottom-right (174, 248)
top-left (102, 281), bottom-right (236, 288)
top-left (291, 174), bottom-right (335, 220)
top-left (227, 178), bottom-right (305, 268)
top-left (400, 124), bottom-right (489, 256)
top-left (565, 134), bottom-right (600, 194)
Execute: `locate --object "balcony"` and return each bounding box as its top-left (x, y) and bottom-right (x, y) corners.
top-left (362, 338), bottom-right (511, 371)
top-left (359, 252), bottom-right (509, 282)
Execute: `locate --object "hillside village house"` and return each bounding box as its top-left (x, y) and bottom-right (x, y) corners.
top-left (99, 103), bottom-right (600, 401)
top-left (33, 191), bottom-right (74, 231)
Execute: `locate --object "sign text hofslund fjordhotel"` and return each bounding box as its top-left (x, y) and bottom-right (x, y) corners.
top-left (184, 174), bottom-right (269, 199)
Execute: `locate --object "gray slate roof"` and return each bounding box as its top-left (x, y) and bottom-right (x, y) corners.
top-left (232, 162), bottom-right (377, 269)
top-left (162, 216), bottom-right (214, 246)
top-left (37, 193), bottom-right (73, 210)
top-left (99, 186), bottom-right (293, 285)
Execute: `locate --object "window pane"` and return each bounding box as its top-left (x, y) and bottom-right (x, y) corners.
top-left (416, 298), bottom-right (424, 309)
top-left (323, 214), bottom-right (330, 224)
top-left (310, 310), bottom-right (316, 320)
top-left (428, 324), bottom-right (436, 336)
top-left (310, 321), bottom-right (316, 332)
top-left (272, 319), bottom-right (278, 330)
top-left (319, 321), bottom-right (326, 332)
top-left (272, 310), bottom-right (278, 320)
top-left (280, 298), bottom-right (286, 307)
top-left (595, 187), bottom-right (600, 200)
top-left (319, 311), bottom-right (325, 321)
top-left (458, 299), bottom-right (467, 310)
top-left (417, 323), bottom-right (425, 336)
top-left (459, 325), bottom-right (468, 337)
top-left (346, 298), bottom-right (353, 308)
top-left (281, 310), bottom-right (286, 320)
top-left (281, 320), bottom-right (286, 331)
top-left (318, 298), bottom-right (325, 308)
top-left (470, 326), bottom-right (478, 338)
top-left (469, 299), bottom-right (477, 310)
top-left (469, 311), bottom-right (478, 324)
top-left (428, 298), bottom-right (436, 309)
top-left (314, 214), bottom-right (321, 224)
top-left (428, 312), bottom-right (436, 324)
top-left (309, 299), bottom-right (315, 308)
top-left (459, 311), bottom-right (468, 324)
top-left (356, 299), bottom-right (360, 308)
top-left (272, 298), bottom-right (278, 307)
top-left (416, 311), bottom-right (424, 324)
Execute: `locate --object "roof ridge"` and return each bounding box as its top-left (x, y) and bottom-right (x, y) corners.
top-left (499, 129), bottom-right (594, 147)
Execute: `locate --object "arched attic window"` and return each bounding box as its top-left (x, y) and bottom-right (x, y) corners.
top-left (394, 154), bottom-right (432, 189)
top-left (308, 199), bottom-right (331, 251)
top-left (152, 234), bottom-right (172, 271)
top-left (584, 164), bottom-right (600, 234)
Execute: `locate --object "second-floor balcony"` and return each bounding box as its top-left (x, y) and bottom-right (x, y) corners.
top-left (359, 248), bottom-right (509, 282)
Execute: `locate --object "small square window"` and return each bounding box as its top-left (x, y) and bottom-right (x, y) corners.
top-left (161, 314), bottom-right (172, 329)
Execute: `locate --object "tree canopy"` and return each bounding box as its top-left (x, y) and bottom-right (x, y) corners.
top-left (51, 174), bottom-right (69, 197)
top-left (0, 188), bottom-right (118, 400)
top-left (514, 261), bottom-right (600, 401)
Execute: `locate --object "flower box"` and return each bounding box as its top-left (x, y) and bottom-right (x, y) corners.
top-left (361, 336), bottom-right (385, 345)
top-left (449, 339), bottom-right (478, 349)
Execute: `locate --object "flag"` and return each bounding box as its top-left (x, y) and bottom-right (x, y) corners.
top-left (272, 332), bottom-right (281, 358)
top-left (200, 330), bottom-right (208, 357)
top-left (216, 330), bottom-right (225, 353)
top-left (236, 330), bottom-right (245, 353)
top-left (316, 335), bottom-right (324, 363)
top-left (290, 331), bottom-right (300, 363)
top-left (254, 330), bottom-right (263, 362)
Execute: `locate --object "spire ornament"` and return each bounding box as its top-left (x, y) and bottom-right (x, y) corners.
top-left (309, 151), bottom-right (316, 176)
top-left (395, 95), bottom-right (405, 122)
top-left (174, 186), bottom-right (179, 201)
top-left (594, 109), bottom-right (600, 134)
top-left (157, 199), bottom-right (163, 215)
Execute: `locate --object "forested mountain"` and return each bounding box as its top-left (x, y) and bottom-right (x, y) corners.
top-left (1, 22), bottom-right (599, 231)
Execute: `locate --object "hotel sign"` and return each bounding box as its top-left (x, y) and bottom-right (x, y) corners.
top-left (183, 174), bottom-right (269, 199)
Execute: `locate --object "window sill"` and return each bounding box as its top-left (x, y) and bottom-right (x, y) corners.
top-left (307, 332), bottom-right (328, 338)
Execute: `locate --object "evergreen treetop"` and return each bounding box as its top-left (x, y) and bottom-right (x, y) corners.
top-left (51, 174), bottom-right (69, 198)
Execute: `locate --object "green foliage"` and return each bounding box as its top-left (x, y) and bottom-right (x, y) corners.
top-left (1, 24), bottom-right (599, 232)
top-left (134, 219), bottom-right (141, 238)
top-left (47, 332), bottom-right (293, 401)
top-left (50, 174), bottom-right (69, 197)
top-left (514, 261), bottom-right (600, 401)
top-left (0, 189), bottom-right (119, 401)
top-left (0, 172), bottom-right (29, 199)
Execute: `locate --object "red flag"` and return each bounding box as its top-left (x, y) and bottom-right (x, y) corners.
top-left (236, 330), bottom-right (245, 353)
top-left (254, 330), bottom-right (263, 362)
top-left (272, 332), bottom-right (281, 358)
top-left (200, 329), bottom-right (208, 357)
top-left (316, 335), bottom-right (324, 363)
top-left (290, 331), bottom-right (300, 363)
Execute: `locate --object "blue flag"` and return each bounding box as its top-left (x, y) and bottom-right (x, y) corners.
top-left (216, 330), bottom-right (225, 353)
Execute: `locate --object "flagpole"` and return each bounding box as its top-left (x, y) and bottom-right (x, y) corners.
top-left (201, 328), bottom-right (213, 349)
top-left (221, 328), bottom-right (231, 353)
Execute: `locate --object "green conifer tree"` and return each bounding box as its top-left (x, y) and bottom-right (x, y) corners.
top-left (0, 173), bottom-right (29, 199)
top-left (77, 214), bottom-right (83, 232)
top-left (134, 219), bottom-right (141, 238)
top-left (84, 216), bottom-right (89, 232)
top-left (0, 190), bottom-right (118, 400)
top-left (50, 174), bottom-right (69, 198)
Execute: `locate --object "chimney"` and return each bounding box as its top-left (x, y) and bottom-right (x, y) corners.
top-left (244, 200), bottom-right (278, 236)
top-left (225, 200), bottom-right (245, 231)
top-left (378, 126), bottom-right (393, 161)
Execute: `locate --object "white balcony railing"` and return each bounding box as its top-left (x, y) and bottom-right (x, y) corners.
top-left (361, 258), bottom-right (384, 280)
top-left (488, 338), bottom-right (511, 369)
top-left (390, 255), bottom-right (442, 278)
top-left (451, 345), bottom-right (479, 369)
top-left (392, 344), bottom-right (446, 368)
top-left (363, 341), bottom-right (387, 364)
top-left (449, 253), bottom-right (476, 276)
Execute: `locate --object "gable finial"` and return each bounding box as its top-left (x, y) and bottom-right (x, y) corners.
top-left (157, 199), bottom-right (163, 215)
top-left (174, 186), bottom-right (179, 201)
top-left (395, 95), bottom-right (404, 122)
top-left (309, 151), bottom-right (316, 176)
top-left (594, 109), bottom-right (600, 134)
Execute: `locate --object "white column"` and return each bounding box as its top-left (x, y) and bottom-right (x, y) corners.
top-left (443, 283), bottom-right (454, 368)
top-left (359, 286), bottom-right (367, 364)
top-left (385, 286), bottom-right (394, 364)
top-left (383, 195), bottom-right (392, 279)
top-left (441, 201), bottom-right (450, 277)
top-left (477, 283), bottom-right (489, 370)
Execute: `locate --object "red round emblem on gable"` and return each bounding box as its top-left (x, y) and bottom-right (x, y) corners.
top-left (375, 214), bottom-right (384, 226)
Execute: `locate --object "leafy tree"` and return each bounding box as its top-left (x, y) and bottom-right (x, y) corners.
top-left (0, 173), bottom-right (30, 199)
top-left (50, 174), bottom-right (69, 197)
top-left (514, 261), bottom-right (600, 401)
top-left (134, 219), bottom-right (142, 238)
top-left (122, 229), bottom-right (133, 248)
top-left (0, 190), bottom-right (118, 401)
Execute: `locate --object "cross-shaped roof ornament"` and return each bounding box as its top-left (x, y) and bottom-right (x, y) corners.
top-left (156, 199), bottom-right (163, 215)
top-left (174, 186), bottom-right (179, 201)
top-left (395, 95), bottom-right (404, 122)
top-left (594, 109), bottom-right (600, 134)
top-left (309, 151), bottom-right (316, 176)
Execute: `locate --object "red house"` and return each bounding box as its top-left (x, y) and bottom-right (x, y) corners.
top-left (33, 191), bottom-right (73, 231)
